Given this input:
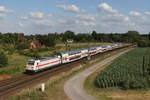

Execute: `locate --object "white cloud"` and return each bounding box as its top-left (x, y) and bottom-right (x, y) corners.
top-left (57, 4), bottom-right (80, 13)
top-left (55, 15), bottom-right (97, 33)
top-left (0, 6), bottom-right (14, 13)
top-left (97, 3), bottom-right (130, 22)
top-left (18, 22), bottom-right (24, 27)
top-left (130, 11), bottom-right (141, 17)
top-left (33, 20), bottom-right (52, 26)
top-left (20, 16), bottom-right (28, 20)
top-left (144, 11), bottom-right (150, 16)
top-left (0, 3), bottom-right (149, 34)
top-left (30, 12), bottom-right (44, 19)
top-left (47, 14), bottom-right (53, 17)
top-left (0, 6), bottom-right (14, 19)
top-left (98, 3), bottom-right (118, 14)
top-left (76, 14), bottom-right (97, 21)
top-left (20, 12), bottom-right (53, 20)
top-left (79, 21), bottom-right (96, 26)
top-left (0, 13), bottom-right (6, 19)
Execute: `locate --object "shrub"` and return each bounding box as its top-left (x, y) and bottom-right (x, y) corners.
top-left (137, 40), bottom-right (150, 47)
top-left (2, 46), bottom-right (16, 55)
top-left (16, 42), bottom-right (29, 50)
top-left (29, 47), bottom-right (49, 52)
top-left (0, 51), bottom-right (8, 67)
top-left (18, 50), bottom-right (40, 58)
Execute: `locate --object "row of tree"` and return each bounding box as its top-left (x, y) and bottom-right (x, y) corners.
top-left (0, 30), bottom-right (150, 47)
top-left (0, 30), bottom-right (150, 67)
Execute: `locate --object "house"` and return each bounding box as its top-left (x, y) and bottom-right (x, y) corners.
top-left (67, 39), bottom-right (74, 43)
top-left (29, 39), bottom-right (41, 49)
top-left (18, 33), bottom-right (25, 43)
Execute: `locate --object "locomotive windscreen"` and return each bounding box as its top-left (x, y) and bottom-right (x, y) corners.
top-left (28, 61), bottom-right (35, 65)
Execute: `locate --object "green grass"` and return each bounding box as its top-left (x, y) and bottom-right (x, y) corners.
top-left (0, 53), bottom-right (31, 76)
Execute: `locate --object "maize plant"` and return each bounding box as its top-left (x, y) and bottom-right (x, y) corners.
top-left (95, 48), bottom-right (150, 90)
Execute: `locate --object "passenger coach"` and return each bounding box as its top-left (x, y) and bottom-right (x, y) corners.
top-left (26, 43), bottom-right (122, 73)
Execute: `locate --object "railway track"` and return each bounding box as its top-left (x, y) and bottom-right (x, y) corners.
top-left (0, 45), bottom-right (132, 99)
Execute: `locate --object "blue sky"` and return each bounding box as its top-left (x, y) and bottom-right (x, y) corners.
top-left (0, 0), bottom-right (150, 34)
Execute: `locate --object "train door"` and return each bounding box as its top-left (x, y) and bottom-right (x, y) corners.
top-left (61, 53), bottom-right (69, 63)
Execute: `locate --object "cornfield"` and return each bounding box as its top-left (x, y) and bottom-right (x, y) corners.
top-left (95, 48), bottom-right (150, 90)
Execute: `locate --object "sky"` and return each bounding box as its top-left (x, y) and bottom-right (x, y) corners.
top-left (0, 0), bottom-right (150, 34)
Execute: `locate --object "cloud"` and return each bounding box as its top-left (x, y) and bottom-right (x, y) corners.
top-left (30, 12), bottom-right (44, 19)
top-left (144, 11), bottom-right (150, 16)
top-left (0, 6), bottom-right (14, 19)
top-left (97, 3), bottom-right (118, 14)
top-left (76, 14), bottom-right (97, 21)
top-left (57, 4), bottom-right (81, 13)
top-left (18, 22), bottom-right (24, 27)
top-left (20, 12), bottom-right (53, 20)
top-left (0, 3), bottom-right (149, 34)
top-left (33, 20), bottom-right (52, 26)
top-left (59, 14), bottom-right (97, 26)
top-left (96, 3), bottom-right (148, 33)
top-left (77, 21), bottom-right (96, 26)
top-left (0, 13), bottom-right (6, 19)
top-left (47, 14), bottom-right (53, 17)
top-left (20, 16), bottom-right (29, 20)
top-left (130, 11), bottom-right (141, 17)
top-left (0, 6), bottom-right (14, 13)
top-left (97, 3), bottom-right (130, 22)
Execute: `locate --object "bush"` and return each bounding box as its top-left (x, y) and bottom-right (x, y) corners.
top-left (2, 46), bottom-right (16, 55)
top-left (0, 51), bottom-right (8, 67)
top-left (137, 40), bottom-right (150, 47)
top-left (16, 42), bottom-right (29, 50)
top-left (29, 47), bottom-right (49, 52)
top-left (18, 50), bottom-right (40, 58)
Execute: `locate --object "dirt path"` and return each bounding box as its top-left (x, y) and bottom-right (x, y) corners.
top-left (64, 48), bottom-right (133, 100)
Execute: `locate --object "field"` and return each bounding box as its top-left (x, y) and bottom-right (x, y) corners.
top-left (84, 48), bottom-right (150, 100)
top-left (0, 42), bottom-right (107, 77)
top-left (95, 48), bottom-right (150, 90)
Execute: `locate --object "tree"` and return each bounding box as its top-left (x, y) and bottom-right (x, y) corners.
top-left (0, 51), bottom-right (8, 67)
top-left (16, 42), bottom-right (29, 50)
top-left (92, 30), bottom-right (98, 41)
top-left (1, 33), bottom-right (18, 45)
top-left (44, 36), bottom-right (55, 47)
top-left (126, 31), bottom-right (140, 43)
top-left (148, 32), bottom-right (150, 40)
top-left (35, 34), bottom-right (56, 47)
top-left (62, 30), bottom-right (75, 42)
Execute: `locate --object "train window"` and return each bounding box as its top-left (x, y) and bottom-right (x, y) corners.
top-left (28, 61), bottom-right (35, 65)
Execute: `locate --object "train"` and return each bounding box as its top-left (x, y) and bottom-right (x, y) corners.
top-left (26, 43), bottom-right (122, 73)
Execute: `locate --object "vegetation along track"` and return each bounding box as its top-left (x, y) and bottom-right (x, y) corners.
top-left (0, 45), bottom-right (132, 99)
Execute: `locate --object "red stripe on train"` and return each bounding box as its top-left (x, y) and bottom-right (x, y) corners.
top-left (33, 48), bottom-right (104, 68)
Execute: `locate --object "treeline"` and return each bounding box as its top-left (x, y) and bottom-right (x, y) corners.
top-left (0, 30), bottom-right (150, 47)
top-left (0, 30), bottom-right (149, 67)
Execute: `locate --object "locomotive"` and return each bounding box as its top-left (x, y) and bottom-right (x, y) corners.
top-left (26, 43), bottom-right (122, 73)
